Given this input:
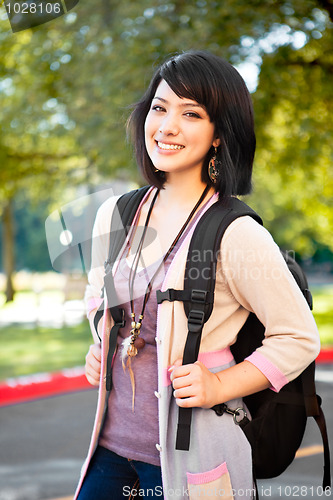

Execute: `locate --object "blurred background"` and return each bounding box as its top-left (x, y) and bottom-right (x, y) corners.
top-left (0, 0), bottom-right (332, 499)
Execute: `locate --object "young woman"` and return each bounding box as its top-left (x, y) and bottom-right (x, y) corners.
top-left (75, 51), bottom-right (320, 500)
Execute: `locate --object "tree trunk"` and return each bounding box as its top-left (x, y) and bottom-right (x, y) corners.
top-left (2, 199), bottom-right (15, 302)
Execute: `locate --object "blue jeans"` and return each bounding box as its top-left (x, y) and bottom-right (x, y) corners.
top-left (77, 446), bottom-right (163, 499)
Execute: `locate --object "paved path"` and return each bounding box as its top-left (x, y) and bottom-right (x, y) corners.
top-left (0, 390), bottom-right (98, 500)
top-left (0, 367), bottom-right (332, 500)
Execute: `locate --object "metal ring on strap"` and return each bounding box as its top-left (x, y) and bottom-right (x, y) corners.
top-left (233, 407), bottom-right (247, 425)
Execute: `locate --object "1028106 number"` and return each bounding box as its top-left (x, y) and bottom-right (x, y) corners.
top-left (6, 3), bottom-right (62, 14)
top-left (277, 485), bottom-right (332, 497)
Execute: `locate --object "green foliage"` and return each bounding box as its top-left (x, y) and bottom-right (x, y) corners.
top-left (248, 12), bottom-right (333, 255)
top-left (0, 0), bottom-right (332, 264)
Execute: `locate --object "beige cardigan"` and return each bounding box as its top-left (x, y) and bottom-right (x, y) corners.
top-left (74, 188), bottom-right (320, 499)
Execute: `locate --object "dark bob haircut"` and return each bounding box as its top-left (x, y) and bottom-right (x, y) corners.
top-left (128, 50), bottom-right (256, 198)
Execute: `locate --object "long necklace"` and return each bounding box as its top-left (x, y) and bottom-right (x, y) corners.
top-left (121, 185), bottom-right (210, 410)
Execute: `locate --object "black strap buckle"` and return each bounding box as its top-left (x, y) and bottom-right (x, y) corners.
top-left (156, 289), bottom-right (172, 304)
top-left (187, 309), bottom-right (205, 333)
top-left (191, 289), bottom-right (208, 303)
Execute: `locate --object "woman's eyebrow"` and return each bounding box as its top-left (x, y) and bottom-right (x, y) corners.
top-left (152, 96), bottom-right (205, 110)
top-left (152, 96), bottom-right (167, 103)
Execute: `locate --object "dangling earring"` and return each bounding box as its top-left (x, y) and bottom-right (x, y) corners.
top-left (208, 147), bottom-right (219, 184)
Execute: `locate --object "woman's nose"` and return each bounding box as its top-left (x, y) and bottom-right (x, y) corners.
top-left (159, 113), bottom-right (179, 136)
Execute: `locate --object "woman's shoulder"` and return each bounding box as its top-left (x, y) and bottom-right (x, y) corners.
top-left (96, 193), bottom-right (122, 217)
top-left (93, 185), bottom-right (153, 236)
top-left (95, 185), bottom-right (152, 220)
top-left (221, 214), bottom-right (282, 263)
top-left (92, 194), bottom-right (123, 236)
top-left (224, 214), bottom-right (275, 245)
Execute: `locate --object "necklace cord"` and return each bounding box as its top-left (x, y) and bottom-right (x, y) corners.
top-left (128, 189), bottom-right (159, 313)
top-left (123, 184), bottom-right (211, 411)
top-left (129, 185), bottom-right (211, 323)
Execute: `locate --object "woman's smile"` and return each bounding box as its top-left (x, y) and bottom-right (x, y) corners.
top-left (144, 79), bottom-right (219, 177)
top-left (155, 140), bottom-right (185, 151)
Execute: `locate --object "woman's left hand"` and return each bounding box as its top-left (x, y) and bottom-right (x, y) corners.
top-left (169, 360), bottom-right (223, 408)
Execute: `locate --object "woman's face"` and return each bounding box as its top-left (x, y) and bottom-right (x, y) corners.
top-left (144, 79), bottom-right (220, 180)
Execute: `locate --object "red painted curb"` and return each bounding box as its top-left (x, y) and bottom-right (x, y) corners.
top-left (317, 348), bottom-right (333, 364)
top-left (0, 366), bottom-right (94, 407)
top-left (0, 350), bottom-right (332, 408)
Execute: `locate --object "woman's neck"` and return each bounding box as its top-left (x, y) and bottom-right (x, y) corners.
top-left (157, 173), bottom-right (213, 210)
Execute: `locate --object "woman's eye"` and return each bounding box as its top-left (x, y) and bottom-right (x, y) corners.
top-left (152, 105), bottom-right (165, 112)
top-left (185, 112), bottom-right (201, 118)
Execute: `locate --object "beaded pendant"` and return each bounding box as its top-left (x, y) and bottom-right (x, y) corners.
top-left (121, 314), bottom-right (145, 411)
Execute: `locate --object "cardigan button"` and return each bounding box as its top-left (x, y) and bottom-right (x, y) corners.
top-left (154, 391), bottom-right (161, 399)
top-left (155, 443), bottom-right (162, 452)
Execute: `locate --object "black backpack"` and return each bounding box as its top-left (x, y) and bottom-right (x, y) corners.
top-left (98, 186), bottom-right (331, 491)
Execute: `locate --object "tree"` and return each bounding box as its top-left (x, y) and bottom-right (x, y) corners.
top-left (48, 0), bottom-right (332, 254)
top-left (0, 0), bottom-right (332, 300)
top-left (0, 25), bottom-right (85, 300)
top-left (249, 5), bottom-right (333, 256)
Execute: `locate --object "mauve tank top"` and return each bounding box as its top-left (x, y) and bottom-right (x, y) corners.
top-left (99, 195), bottom-right (212, 465)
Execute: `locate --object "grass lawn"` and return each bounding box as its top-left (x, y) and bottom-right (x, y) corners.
top-left (0, 321), bottom-right (92, 381)
top-left (0, 286), bottom-right (332, 381)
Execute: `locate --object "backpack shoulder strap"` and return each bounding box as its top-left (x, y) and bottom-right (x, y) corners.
top-left (93, 185), bottom-right (150, 391)
top-left (105, 185), bottom-right (151, 272)
top-left (157, 196), bottom-right (262, 450)
top-left (158, 197), bottom-right (262, 360)
top-left (178, 198), bottom-right (262, 450)
top-left (183, 197), bottom-right (262, 324)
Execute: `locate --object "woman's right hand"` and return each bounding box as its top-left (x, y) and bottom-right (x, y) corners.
top-left (85, 343), bottom-right (102, 387)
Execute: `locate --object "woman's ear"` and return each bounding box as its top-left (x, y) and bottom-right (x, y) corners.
top-left (213, 137), bottom-right (221, 148)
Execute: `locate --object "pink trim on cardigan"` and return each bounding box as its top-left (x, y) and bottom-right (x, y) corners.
top-left (87, 297), bottom-right (103, 317)
top-left (245, 350), bottom-right (288, 392)
top-left (162, 348), bottom-right (234, 387)
top-left (74, 296), bottom-right (110, 500)
top-left (187, 461), bottom-right (228, 485)
top-left (198, 348), bottom-right (233, 367)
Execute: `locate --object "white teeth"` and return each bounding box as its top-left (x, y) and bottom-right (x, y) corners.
top-left (157, 141), bottom-right (184, 150)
